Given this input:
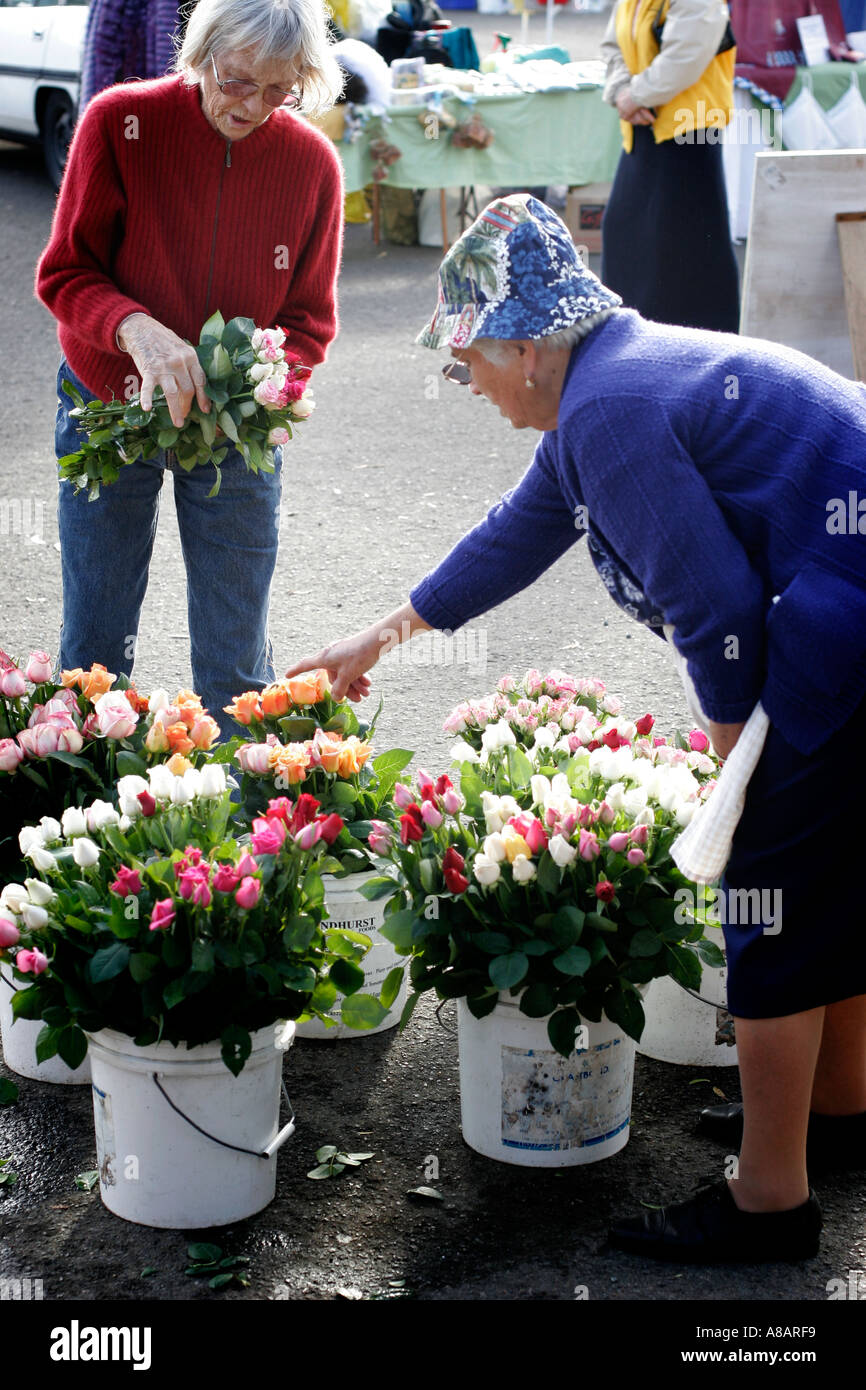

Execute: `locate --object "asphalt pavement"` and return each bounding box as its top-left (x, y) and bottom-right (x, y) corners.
top-left (1, 5), bottom-right (864, 1317)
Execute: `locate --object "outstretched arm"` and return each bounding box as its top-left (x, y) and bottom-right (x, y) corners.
top-left (285, 601), bottom-right (432, 702)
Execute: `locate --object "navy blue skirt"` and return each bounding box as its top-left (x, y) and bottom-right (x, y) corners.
top-left (720, 703), bottom-right (866, 1018)
top-left (601, 123), bottom-right (740, 333)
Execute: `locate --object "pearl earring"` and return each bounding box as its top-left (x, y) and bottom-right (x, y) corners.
top-left (525, 377), bottom-right (536, 390)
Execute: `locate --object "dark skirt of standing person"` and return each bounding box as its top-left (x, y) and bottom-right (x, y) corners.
top-left (601, 123), bottom-right (740, 334)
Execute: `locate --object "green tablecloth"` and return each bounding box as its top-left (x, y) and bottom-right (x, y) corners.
top-left (338, 86), bottom-right (623, 194)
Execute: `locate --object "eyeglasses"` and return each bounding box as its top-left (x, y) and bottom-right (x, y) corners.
top-left (441, 361), bottom-right (472, 386)
top-left (210, 54), bottom-right (302, 109)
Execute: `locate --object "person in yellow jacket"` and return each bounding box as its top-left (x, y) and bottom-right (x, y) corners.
top-left (599, 0), bottom-right (740, 332)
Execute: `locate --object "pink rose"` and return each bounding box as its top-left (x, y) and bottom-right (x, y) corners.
top-left (294, 821), bottom-right (322, 850)
top-left (688, 729), bottom-right (710, 753)
top-left (80, 712), bottom-right (99, 740)
top-left (56, 727), bottom-right (84, 754)
top-left (250, 816), bottom-right (286, 856)
top-left (607, 832), bottom-right (629, 853)
top-left (630, 823), bottom-right (649, 847)
top-left (0, 917), bottom-right (21, 948)
top-left (0, 739), bottom-right (23, 773)
top-left (368, 820), bottom-right (393, 855)
top-left (235, 876), bottom-right (262, 910)
top-left (442, 787), bottom-right (464, 815)
top-left (420, 801), bottom-right (443, 829)
top-left (16, 947), bottom-right (48, 974)
top-left (17, 725), bottom-right (60, 758)
top-left (110, 866), bottom-right (142, 897)
top-left (597, 800), bottom-right (615, 826)
top-left (268, 426), bottom-right (290, 446)
top-left (496, 674), bottom-right (516, 693)
top-left (282, 378), bottom-right (306, 403)
top-left (393, 783), bottom-right (414, 810)
top-left (52, 688), bottom-right (80, 716)
top-left (0, 667), bottom-right (26, 698)
top-left (213, 864), bottom-right (241, 893)
top-left (559, 810), bottom-right (578, 838)
top-left (236, 852), bottom-right (259, 878)
top-left (154, 705), bottom-right (183, 729)
top-left (149, 899), bottom-right (176, 931)
top-left (524, 818), bottom-right (549, 855)
top-left (96, 693), bottom-right (138, 740)
top-left (253, 377), bottom-right (284, 409)
top-left (178, 868), bottom-right (211, 908)
top-left (523, 669), bottom-right (544, 697)
top-left (25, 651), bottom-right (53, 684)
top-left (236, 742), bottom-right (273, 776)
top-left (578, 829), bottom-right (600, 861)
top-left (626, 848), bottom-right (646, 867)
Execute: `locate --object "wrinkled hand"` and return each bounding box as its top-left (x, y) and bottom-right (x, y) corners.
top-left (615, 85), bottom-right (655, 125)
top-left (117, 313), bottom-right (210, 428)
top-left (707, 720), bottom-right (746, 762)
top-left (285, 630), bottom-right (383, 703)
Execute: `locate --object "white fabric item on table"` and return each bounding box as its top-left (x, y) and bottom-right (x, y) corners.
top-left (781, 72), bottom-right (839, 151)
top-left (824, 70), bottom-right (866, 147)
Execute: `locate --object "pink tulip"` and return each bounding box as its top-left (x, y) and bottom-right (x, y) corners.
top-left (630, 823), bottom-right (649, 847)
top-left (420, 801), bottom-right (443, 829)
top-left (0, 668), bottom-right (26, 698)
top-left (0, 739), bottom-right (23, 773)
top-left (149, 899), bottom-right (176, 932)
top-left (15, 947), bottom-right (48, 975)
top-left (237, 742), bottom-right (273, 775)
top-left (626, 848), bottom-right (646, 867)
top-left (393, 782), bottom-right (414, 810)
top-left (688, 729), bottom-right (710, 753)
top-left (96, 694), bottom-right (138, 740)
top-left (235, 876), bottom-right (262, 910)
top-left (24, 651), bottom-right (53, 684)
top-left (0, 917), bottom-right (20, 948)
top-left (608, 832), bottom-right (629, 853)
top-left (250, 816), bottom-right (286, 856)
top-left (236, 852), bottom-right (258, 878)
top-left (578, 829), bottom-right (601, 861)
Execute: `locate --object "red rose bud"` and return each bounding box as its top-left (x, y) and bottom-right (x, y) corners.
top-left (635, 714), bottom-right (655, 736)
top-left (417, 769), bottom-right (435, 802)
top-left (291, 793), bottom-right (321, 830)
top-left (137, 790), bottom-right (157, 817)
top-left (443, 846), bottom-right (465, 873)
top-left (586, 739), bottom-right (602, 752)
top-left (400, 810), bottom-right (424, 844)
top-left (444, 867), bottom-right (469, 894)
top-left (435, 774), bottom-right (453, 796)
top-left (595, 879), bottom-right (616, 903)
top-left (601, 728), bottom-right (629, 750)
top-left (318, 813), bottom-right (343, 846)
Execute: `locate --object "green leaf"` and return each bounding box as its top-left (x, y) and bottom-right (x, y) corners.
top-left (536, 854), bottom-right (562, 895)
top-left (316, 1145), bottom-right (339, 1161)
top-left (518, 982), bottom-right (557, 1017)
top-left (220, 1024), bottom-right (252, 1077)
top-left (57, 1026), bottom-right (88, 1071)
top-left (473, 930), bottom-right (512, 954)
top-left (378, 910), bottom-right (417, 955)
top-left (307, 1163), bottom-right (336, 1179)
top-left (208, 1272), bottom-right (236, 1290)
top-left (88, 942), bottom-right (130, 984)
top-left (359, 875), bottom-right (398, 902)
top-left (522, 938), bottom-right (555, 956)
top-left (188, 1242), bottom-right (223, 1262)
top-left (191, 940), bottom-right (215, 973)
top-left (662, 943), bottom-right (703, 992)
top-left (217, 410), bottom-right (239, 443)
top-left (199, 309), bottom-right (225, 341)
top-left (115, 750), bottom-right (148, 778)
top-left (0, 1079), bottom-right (18, 1106)
top-left (696, 938), bottom-right (726, 969)
top-left (35, 1025), bottom-right (61, 1065)
top-left (628, 929), bottom-right (663, 958)
top-left (604, 987), bottom-right (646, 1042)
top-left (505, 746), bottom-right (534, 789)
top-left (340, 992), bottom-right (388, 1031)
top-left (547, 1008), bottom-right (580, 1058)
top-left (329, 957), bottom-right (366, 996)
top-left (406, 1186), bottom-right (443, 1202)
top-left (129, 951), bottom-right (160, 983)
top-left (553, 945), bottom-right (591, 977)
top-left (162, 977), bottom-right (188, 1010)
top-left (330, 782), bottom-right (358, 807)
top-left (380, 966), bottom-right (404, 1010)
top-left (74, 1169), bottom-right (99, 1192)
top-left (551, 905), bottom-right (584, 948)
top-left (276, 715), bottom-right (317, 740)
top-left (488, 951), bottom-right (529, 990)
top-left (156, 428), bottom-right (180, 448)
top-left (584, 911), bottom-right (617, 934)
top-left (398, 989), bottom-right (420, 1032)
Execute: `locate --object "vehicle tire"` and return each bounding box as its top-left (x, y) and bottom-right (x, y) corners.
top-left (42, 91), bottom-right (75, 190)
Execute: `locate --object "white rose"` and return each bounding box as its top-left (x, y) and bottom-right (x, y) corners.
top-left (118, 814), bottom-right (133, 832)
top-left (530, 774), bottom-right (550, 808)
top-left (481, 719), bottom-right (517, 753)
top-left (548, 835), bottom-right (577, 868)
top-left (72, 838), bottom-right (100, 868)
top-left (170, 778), bottom-right (192, 806)
top-left (182, 767), bottom-right (203, 799)
top-left (0, 883), bottom-right (28, 915)
top-left (147, 687), bottom-right (170, 713)
top-left (87, 799), bottom-right (120, 831)
top-left (511, 854), bottom-right (536, 883)
top-left (23, 878), bottom-right (55, 907)
top-left (483, 832), bottom-right (507, 863)
top-left (550, 773), bottom-right (571, 803)
top-left (38, 817), bottom-right (62, 844)
top-left (623, 787), bottom-right (648, 818)
top-left (20, 902), bottom-right (49, 930)
top-left (674, 801), bottom-right (698, 827)
top-left (634, 807), bottom-right (655, 827)
top-left (18, 827), bottom-right (42, 856)
top-left (451, 740), bottom-right (480, 764)
top-left (61, 806), bottom-right (88, 839)
top-left (148, 764), bottom-right (175, 800)
top-left (473, 853), bottom-right (501, 887)
top-left (605, 782), bottom-right (626, 812)
top-left (200, 763), bottom-right (226, 799)
top-left (28, 846), bottom-right (58, 873)
top-left (533, 725), bottom-right (557, 750)
top-left (249, 361), bottom-right (274, 382)
top-left (291, 394), bottom-right (315, 421)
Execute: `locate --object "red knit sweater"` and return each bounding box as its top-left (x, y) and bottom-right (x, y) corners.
top-left (36, 75), bottom-right (344, 402)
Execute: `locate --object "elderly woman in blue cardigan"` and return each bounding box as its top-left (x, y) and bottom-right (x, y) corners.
top-left (288, 195), bottom-right (866, 1263)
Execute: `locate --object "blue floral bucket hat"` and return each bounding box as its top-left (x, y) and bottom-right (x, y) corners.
top-left (416, 193), bottom-right (621, 350)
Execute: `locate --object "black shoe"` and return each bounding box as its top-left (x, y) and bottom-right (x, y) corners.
top-left (608, 1180), bottom-right (822, 1264)
top-left (697, 1103), bottom-right (866, 1172)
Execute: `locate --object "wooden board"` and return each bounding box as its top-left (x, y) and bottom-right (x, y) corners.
top-left (836, 211), bottom-right (866, 383)
top-left (740, 150), bottom-right (866, 379)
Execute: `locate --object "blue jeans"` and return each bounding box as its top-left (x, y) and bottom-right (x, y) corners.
top-left (55, 358), bottom-right (283, 741)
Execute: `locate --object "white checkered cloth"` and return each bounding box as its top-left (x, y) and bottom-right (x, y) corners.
top-left (662, 624), bottom-right (770, 884)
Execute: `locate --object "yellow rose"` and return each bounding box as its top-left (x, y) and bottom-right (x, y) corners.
top-left (502, 826), bottom-right (531, 863)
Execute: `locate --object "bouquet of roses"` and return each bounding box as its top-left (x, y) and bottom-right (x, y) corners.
top-left (364, 694), bottom-right (723, 1057)
top-left (58, 312), bottom-right (314, 500)
top-left (2, 762), bottom-right (375, 1074)
top-left (0, 649), bottom-right (221, 885)
top-left (223, 670), bottom-right (412, 875)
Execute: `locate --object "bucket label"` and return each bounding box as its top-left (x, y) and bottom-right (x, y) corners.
top-left (500, 1041), bottom-right (631, 1151)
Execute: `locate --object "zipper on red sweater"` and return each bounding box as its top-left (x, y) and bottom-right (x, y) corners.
top-left (204, 141), bottom-right (231, 320)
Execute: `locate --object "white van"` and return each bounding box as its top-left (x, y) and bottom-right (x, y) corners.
top-left (0, 0), bottom-right (88, 187)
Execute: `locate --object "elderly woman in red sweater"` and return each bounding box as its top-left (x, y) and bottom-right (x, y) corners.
top-left (36, 0), bottom-right (344, 737)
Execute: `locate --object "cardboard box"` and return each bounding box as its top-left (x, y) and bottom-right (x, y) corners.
top-left (565, 182), bottom-right (612, 256)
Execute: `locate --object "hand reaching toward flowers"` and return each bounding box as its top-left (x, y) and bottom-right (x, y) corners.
top-left (285, 602), bottom-right (432, 703)
top-left (116, 313), bottom-right (211, 428)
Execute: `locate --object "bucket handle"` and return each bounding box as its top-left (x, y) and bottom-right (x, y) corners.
top-left (151, 1074), bottom-right (296, 1161)
top-left (0, 967), bottom-right (20, 993)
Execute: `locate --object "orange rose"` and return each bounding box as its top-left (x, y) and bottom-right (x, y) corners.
top-left (310, 729), bottom-right (344, 773)
top-left (145, 721), bottom-right (169, 753)
top-left (287, 668), bottom-right (330, 705)
top-left (336, 736), bottom-right (372, 777)
top-left (166, 752), bottom-right (192, 776)
top-left (124, 683), bottom-right (149, 715)
top-left (189, 714), bottom-right (220, 750)
top-left (78, 663), bottom-right (116, 700)
top-left (60, 668), bottom-right (84, 689)
top-left (268, 741), bottom-right (310, 785)
top-left (175, 689), bottom-right (205, 729)
top-left (261, 682), bottom-right (292, 718)
top-left (224, 691), bottom-right (263, 726)
top-left (165, 723), bottom-right (195, 756)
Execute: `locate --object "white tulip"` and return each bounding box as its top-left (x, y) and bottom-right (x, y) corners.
top-left (23, 878), bottom-right (55, 907)
top-left (61, 806), bottom-right (88, 839)
top-left (0, 883), bottom-right (28, 914)
top-left (72, 838), bottom-right (100, 868)
top-left (20, 902), bottom-right (48, 930)
top-left (483, 832), bottom-right (507, 863)
top-left (18, 826), bottom-right (43, 855)
top-left (473, 853), bottom-right (501, 886)
top-left (511, 854), bottom-right (536, 884)
top-left (28, 846), bottom-right (58, 873)
top-left (38, 817), bottom-right (62, 844)
top-left (147, 687), bottom-right (170, 713)
top-left (548, 835), bottom-right (577, 868)
top-left (200, 763), bottom-right (226, 799)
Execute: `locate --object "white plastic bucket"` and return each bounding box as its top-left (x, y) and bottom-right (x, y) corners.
top-left (295, 871), bottom-right (408, 1040)
top-left (637, 927), bottom-right (738, 1067)
top-left (85, 1021), bottom-right (295, 1228)
top-left (0, 972), bottom-right (91, 1085)
top-left (457, 994), bottom-right (638, 1166)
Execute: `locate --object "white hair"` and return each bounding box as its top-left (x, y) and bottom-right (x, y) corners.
top-left (174, 0), bottom-right (343, 116)
top-left (472, 310), bottom-right (619, 364)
